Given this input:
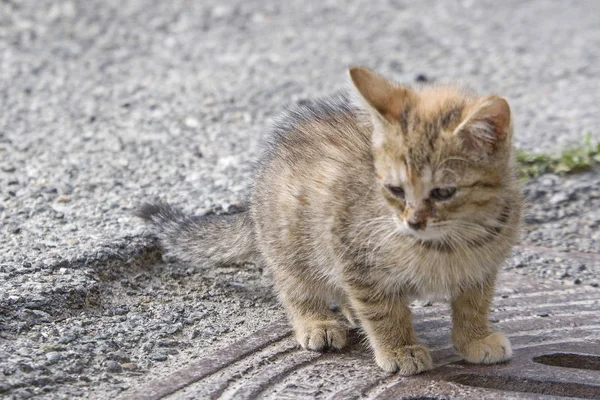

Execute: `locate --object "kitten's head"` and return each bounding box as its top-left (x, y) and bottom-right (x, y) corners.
top-left (350, 67), bottom-right (515, 242)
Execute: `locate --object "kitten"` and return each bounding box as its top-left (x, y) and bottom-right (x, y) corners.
top-left (137, 67), bottom-right (522, 375)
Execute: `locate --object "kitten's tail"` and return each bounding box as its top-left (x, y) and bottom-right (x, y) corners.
top-left (135, 201), bottom-right (258, 266)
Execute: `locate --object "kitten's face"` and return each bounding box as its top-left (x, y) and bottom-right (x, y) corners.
top-left (375, 140), bottom-right (508, 242)
top-left (350, 67), bottom-right (513, 242)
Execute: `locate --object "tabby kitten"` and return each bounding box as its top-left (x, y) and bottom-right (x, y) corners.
top-left (138, 67), bottom-right (521, 375)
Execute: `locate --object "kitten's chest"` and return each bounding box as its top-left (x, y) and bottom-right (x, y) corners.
top-left (371, 242), bottom-right (495, 297)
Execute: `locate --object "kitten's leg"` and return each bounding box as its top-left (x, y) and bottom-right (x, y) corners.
top-left (337, 296), bottom-right (359, 328)
top-left (347, 283), bottom-right (433, 375)
top-left (451, 279), bottom-right (512, 364)
top-left (276, 274), bottom-right (348, 351)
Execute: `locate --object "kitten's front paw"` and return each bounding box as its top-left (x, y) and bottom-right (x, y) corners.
top-left (296, 320), bottom-right (348, 351)
top-left (375, 344), bottom-right (434, 375)
top-left (457, 332), bottom-right (512, 364)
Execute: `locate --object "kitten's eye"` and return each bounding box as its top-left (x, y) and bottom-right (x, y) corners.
top-left (386, 185), bottom-right (405, 198)
top-left (431, 187), bottom-right (457, 201)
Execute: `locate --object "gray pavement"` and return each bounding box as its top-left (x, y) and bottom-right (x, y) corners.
top-left (126, 274), bottom-right (600, 400)
top-left (0, 0), bottom-right (599, 398)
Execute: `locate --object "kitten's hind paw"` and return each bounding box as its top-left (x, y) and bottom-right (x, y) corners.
top-left (458, 331), bottom-right (512, 364)
top-left (296, 320), bottom-right (348, 352)
top-left (376, 344), bottom-right (434, 375)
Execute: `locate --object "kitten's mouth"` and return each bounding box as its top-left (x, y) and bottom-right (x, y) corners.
top-left (406, 227), bottom-right (446, 241)
top-left (394, 218), bottom-right (446, 241)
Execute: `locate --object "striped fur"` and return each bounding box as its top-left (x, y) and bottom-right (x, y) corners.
top-left (138, 67), bottom-right (522, 375)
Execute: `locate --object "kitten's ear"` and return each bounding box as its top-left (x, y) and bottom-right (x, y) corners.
top-left (453, 96), bottom-right (512, 153)
top-left (349, 67), bottom-right (413, 122)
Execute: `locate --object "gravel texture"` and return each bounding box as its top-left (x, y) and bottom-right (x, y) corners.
top-left (0, 0), bottom-right (599, 398)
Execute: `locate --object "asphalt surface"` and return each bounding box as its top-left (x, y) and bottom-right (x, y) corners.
top-left (1, 0), bottom-right (599, 398)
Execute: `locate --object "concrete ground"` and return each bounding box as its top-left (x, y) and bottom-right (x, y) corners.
top-left (0, 0), bottom-right (599, 398)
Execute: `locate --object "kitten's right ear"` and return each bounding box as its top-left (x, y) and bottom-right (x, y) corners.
top-left (349, 67), bottom-right (413, 123)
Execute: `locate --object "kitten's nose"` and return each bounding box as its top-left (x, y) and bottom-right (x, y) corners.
top-left (406, 208), bottom-right (428, 231)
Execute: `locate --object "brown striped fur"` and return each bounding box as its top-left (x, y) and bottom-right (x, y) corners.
top-left (139, 67), bottom-right (522, 375)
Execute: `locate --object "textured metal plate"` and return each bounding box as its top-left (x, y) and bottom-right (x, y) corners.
top-left (127, 269), bottom-right (600, 400)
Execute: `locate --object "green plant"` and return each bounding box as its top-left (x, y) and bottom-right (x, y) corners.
top-left (516, 134), bottom-right (600, 178)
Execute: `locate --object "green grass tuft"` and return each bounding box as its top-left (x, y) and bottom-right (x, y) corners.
top-left (516, 134), bottom-right (600, 178)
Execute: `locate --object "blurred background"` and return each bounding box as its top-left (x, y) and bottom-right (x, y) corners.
top-left (2, 1), bottom-right (599, 210)
top-left (2, 0), bottom-right (599, 213)
top-left (0, 0), bottom-right (600, 206)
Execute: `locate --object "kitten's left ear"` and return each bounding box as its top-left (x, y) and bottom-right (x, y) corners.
top-left (453, 96), bottom-right (512, 153)
top-left (349, 67), bottom-right (413, 123)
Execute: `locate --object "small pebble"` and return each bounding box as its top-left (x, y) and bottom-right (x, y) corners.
top-left (45, 352), bottom-right (62, 365)
top-left (549, 192), bottom-right (570, 204)
top-left (58, 336), bottom-right (75, 344)
top-left (113, 307), bottom-right (129, 316)
top-left (106, 351), bottom-right (130, 363)
top-left (121, 363), bottom-right (138, 371)
top-left (165, 324), bottom-right (182, 335)
top-left (184, 116), bottom-right (200, 128)
top-left (3, 365), bottom-right (16, 376)
top-left (12, 389), bottom-right (33, 399)
top-left (149, 354), bottom-right (167, 362)
top-left (106, 361), bottom-right (122, 373)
